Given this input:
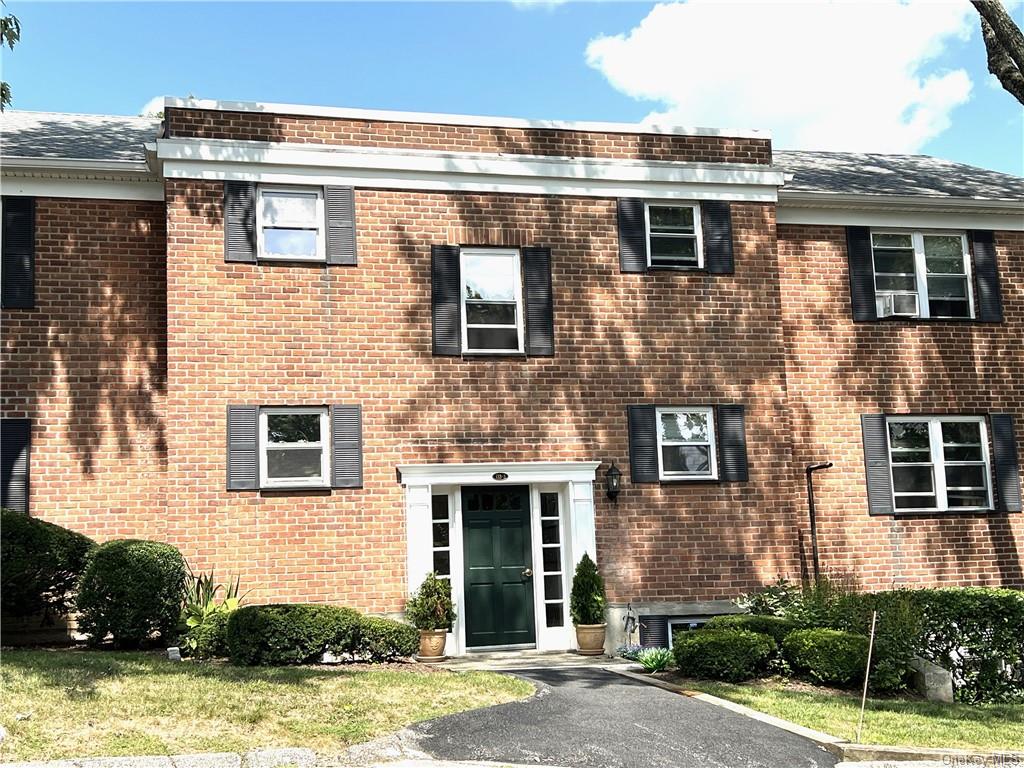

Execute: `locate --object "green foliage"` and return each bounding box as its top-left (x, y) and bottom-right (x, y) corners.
top-left (735, 577), bottom-right (801, 617)
top-left (226, 604), bottom-right (361, 666)
top-left (357, 616), bottom-right (419, 662)
top-left (704, 614), bottom-right (799, 645)
top-left (673, 629), bottom-right (776, 682)
top-left (636, 647), bottom-right (674, 673)
top-left (782, 629), bottom-right (869, 687)
top-left (0, 508), bottom-right (95, 618)
top-left (0, 4), bottom-right (20, 110)
top-left (569, 554), bottom-right (606, 626)
top-left (76, 539), bottom-right (187, 648)
top-left (181, 570), bottom-right (247, 659)
top-left (405, 572), bottom-right (456, 630)
top-left (189, 610), bottom-right (231, 659)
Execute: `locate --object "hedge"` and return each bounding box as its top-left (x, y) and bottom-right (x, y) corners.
top-left (356, 616), bottom-right (419, 661)
top-left (703, 614), bottom-right (799, 645)
top-left (227, 604), bottom-right (361, 665)
top-left (783, 629), bottom-right (869, 687)
top-left (673, 629), bottom-right (776, 682)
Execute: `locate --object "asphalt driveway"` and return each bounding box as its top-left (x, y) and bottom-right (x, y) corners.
top-left (408, 667), bottom-right (838, 768)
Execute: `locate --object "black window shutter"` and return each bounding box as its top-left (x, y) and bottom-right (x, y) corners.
top-left (617, 198), bottom-right (647, 273)
top-left (2, 196), bottom-right (35, 309)
top-left (1, 418), bottom-right (30, 513)
top-left (969, 231), bottom-right (1003, 323)
top-left (627, 405), bottom-right (659, 483)
top-left (325, 186), bottom-right (357, 266)
top-left (991, 413), bottom-right (1022, 513)
top-left (702, 202), bottom-right (734, 275)
top-left (523, 246), bottom-right (554, 356)
top-left (846, 227), bottom-right (877, 322)
top-left (226, 405), bottom-right (258, 490)
top-left (331, 405), bottom-right (363, 489)
top-left (861, 414), bottom-right (894, 515)
top-left (432, 245), bottom-right (462, 355)
top-left (224, 182), bottom-right (257, 263)
top-left (716, 404), bottom-right (748, 482)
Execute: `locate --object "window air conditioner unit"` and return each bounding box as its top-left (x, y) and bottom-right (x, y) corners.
top-left (877, 293), bottom-right (918, 318)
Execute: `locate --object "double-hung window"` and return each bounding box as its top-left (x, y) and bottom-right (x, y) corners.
top-left (871, 231), bottom-right (973, 319)
top-left (887, 416), bottom-right (991, 512)
top-left (460, 248), bottom-right (524, 353)
top-left (656, 406), bottom-right (718, 480)
top-left (257, 187), bottom-right (325, 262)
top-left (645, 203), bottom-right (703, 269)
top-left (259, 407), bottom-right (330, 488)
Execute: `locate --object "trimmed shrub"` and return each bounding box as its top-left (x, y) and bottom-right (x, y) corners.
top-left (227, 604), bottom-right (361, 666)
top-left (405, 572), bottom-right (456, 631)
top-left (76, 539), bottom-right (187, 647)
top-left (189, 610), bottom-right (231, 659)
top-left (736, 577), bottom-right (801, 617)
top-left (358, 616), bottom-right (419, 662)
top-left (783, 629), bottom-right (869, 687)
top-left (673, 629), bottom-right (776, 682)
top-left (569, 554), bottom-right (606, 626)
top-left (0, 508), bottom-right (95, 618)
top-left (704, 614), bottom-right (799, 645)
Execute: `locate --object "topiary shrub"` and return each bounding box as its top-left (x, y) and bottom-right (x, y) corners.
top-left (357, 616), bottom-right (419, 662)
top-left (405, 572), bottom-right (456, 631)
top-left (76, 539), bottom-right (187, 648)
top-left (783, 628), bottom-right (869, 687)
top-left (1, 508), bottom-right (95, 619)
top-left (673, 629), bottom-right (776, 682)
top-left (704, 614), bottom-right (799, 646)
top-left (569, 554), bottom-right (606, 626)
top-left (190, 609), bottom-right (231, 659)
top-left (227, 604), bottom-right (361, 666)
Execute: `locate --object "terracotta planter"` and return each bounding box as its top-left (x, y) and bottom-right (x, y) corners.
top-left (575, 623), bottom-right (607, 656)
top-left (416, 628), bottom-right (448, 661)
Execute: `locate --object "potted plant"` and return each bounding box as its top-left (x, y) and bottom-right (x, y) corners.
top-left (570, 553), bottom-right (607, 656)
top-left (405, 572), bottom-right (456, 661)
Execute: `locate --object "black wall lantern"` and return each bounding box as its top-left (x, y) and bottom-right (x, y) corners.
top-left (605, 461), bottom-right (622, 501)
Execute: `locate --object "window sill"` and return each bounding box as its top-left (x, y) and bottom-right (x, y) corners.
top-left (659, 476), bottom-right (719, 484)
top-left (864, 316), bottom-right (991, 324)
top-left (874, 508), bottom-right (1002, 518)
top-left (647, 265), bottom-right (705, 273)
top-left (257, 256), bottom-right (328, 265)
top-left (461, 351), bottom-right (528, 358)
top-left (259, 484), bottom-right (332, 493)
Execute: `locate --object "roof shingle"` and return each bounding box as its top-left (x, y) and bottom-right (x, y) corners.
top-left (0, 111), bottom-right (159, 163)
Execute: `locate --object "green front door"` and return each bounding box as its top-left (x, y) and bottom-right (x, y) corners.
top-left (462, 485), bottom-right (536, 648)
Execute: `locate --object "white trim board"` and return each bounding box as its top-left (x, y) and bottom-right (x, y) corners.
top-left (777, 204), bottom-right (1024, 232)
top-left (0, 173), bottom-right (164, 201)
top-left (399, 461), bottom-right (601, 486)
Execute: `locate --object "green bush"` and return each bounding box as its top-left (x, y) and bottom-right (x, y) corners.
top-left (76, 539), bottom-right (187, 648)
top-left (673, 629), bottom-right (776, 682)
top-left (783, 629), bottom-right (869, 687)
top-left (181, 570), bottom-right (247, 659)
top-left (0, 508), bottom-right (95, 618)
top-left (405, 572), bottom-right (455, 631)
top-left (227, 604), bottom-right (361, 666)
top-left (636, 647), bottom-right (674, 673)
top-left (704, 614), bottom-right (799, 645)
top-left (189, 610), bottom-right (231, 659)
top-left (357, 616), bottom-right (419, 662)
top-left (736, 577), bottom-right (801, 617)
top-left (569, 554), bottom-right (606, 626)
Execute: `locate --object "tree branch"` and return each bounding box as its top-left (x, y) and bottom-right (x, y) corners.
top-left (972, 0), bottom-right (1024, 73)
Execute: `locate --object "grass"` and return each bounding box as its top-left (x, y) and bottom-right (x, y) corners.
top-left (680, 677), bottom-right (1023, 751)
top-left (0, 649), bottom-right (534, 761)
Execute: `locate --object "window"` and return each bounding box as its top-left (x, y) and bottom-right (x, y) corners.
top-left (539, 492), bottom-right (566, 628)
top-left (887, 416), bottom-right (991, 512)
top-left (258, 407), bottom-right (330, 488)
top-left (460, 248), bottom-right (524, 353)
top-left (645, 203), bottom-right (703, 269)
top-left (655, 407), bottom-right (718, 480)
top-left (871, 231), bottom-right (973, 319)
top-left (431, 494), bottom-right (452, 579)
top-left (257, 187), bottom-right (325, 261)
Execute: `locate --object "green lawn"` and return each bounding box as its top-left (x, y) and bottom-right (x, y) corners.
top-left (0, 649), bottom-right (533, 761)
top-left (682, 678), bottom-right (1023, 751)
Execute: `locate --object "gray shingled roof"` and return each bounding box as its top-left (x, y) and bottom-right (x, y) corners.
top-left (776, 150), bottom-right (1024, 202)
top-left (0, 111), bottom-right (159, 163)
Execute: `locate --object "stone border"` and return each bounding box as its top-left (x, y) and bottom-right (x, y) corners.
top-left (606, 667), bottom-right (1024, 764)
top-left (0, 748), bottom-right (315, 768)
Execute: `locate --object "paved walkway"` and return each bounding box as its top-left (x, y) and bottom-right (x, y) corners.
top-left (407, 666), bottom-right (839, 768)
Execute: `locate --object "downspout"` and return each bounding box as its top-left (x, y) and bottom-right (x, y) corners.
top-left (805, 462), bottom-right (833, 583)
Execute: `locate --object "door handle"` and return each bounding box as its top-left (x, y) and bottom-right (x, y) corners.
top-left (522, 568), bottom-right (533, 579)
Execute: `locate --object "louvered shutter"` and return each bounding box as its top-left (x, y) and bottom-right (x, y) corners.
top-left (639, 615), bottom-right (668, 649)
top-left (432, 245), bottom-right (461, 355)
top-left (522, 246), bottom-right (554, 356)
top-left (627, 405), bottom-right (659, 483)
top-left (846, 227), bottom-right (877, 322)
top-left (716, 404), bottom-right (748, 482)
top-left (1, 418), bottom-right (30, 513)
top-left (2, 196), bottom-right (35, 309)
top-left (969, 231), bottom-right (1004, 322)
top-left (226, 406), bottom-right (258, 490)
top-left (325, 186), bottom-right (357, 266)
top-left (330, 405), bottom-right (363, 488)
top-left (702, 202), bottom-right (734, 274)
top-left (861, 414), bottom-right (894, 515)
top-left (224, 182), bottom-right (257, 263)
top-left (617, 199), bottom-right (647, 273)
top-left (991, 413), bottom-right (1022, 513)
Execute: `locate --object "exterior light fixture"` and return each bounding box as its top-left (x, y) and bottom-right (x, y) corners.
top-left (605, 461), bottom-right (622, 501)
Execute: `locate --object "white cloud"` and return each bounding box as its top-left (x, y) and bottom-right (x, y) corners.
top-left (586, 1), bottom-right (976, 153)
top-left (138, 96), bottom-right (165, 117)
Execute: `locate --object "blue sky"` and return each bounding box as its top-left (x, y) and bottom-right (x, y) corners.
top-left (4, 1), bottom-right (1022, 175)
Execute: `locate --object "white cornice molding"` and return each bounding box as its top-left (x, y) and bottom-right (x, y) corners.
top-left (779, 189), bottom-right (1024, 213)
top-left (1, 156), bottom-right (154, 176)
top-left (398, 461), bottom-right (601, 486)
top-left (1, 168), bottom-right (164, 201)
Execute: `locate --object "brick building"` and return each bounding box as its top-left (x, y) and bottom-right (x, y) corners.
top-left (1, 100), bottom-right (1021, 653)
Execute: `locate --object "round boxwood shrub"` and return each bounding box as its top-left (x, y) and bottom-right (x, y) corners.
top-left (673, 629), bottom-right (776, 682)
top-left (76, 539), bottom-right (187, 647)
top-left (783, 628), bottom-right (869, 687)
top-left (1, 508), bottom-right (95, 618)
top-left (703, 614), bottom-right (799, 646)
top-left (358, 616), bottom-right (419, 662)
top-left (188, 610), bottom-right (232, 660)
top-left (227, 604), bottom-right (361, 666)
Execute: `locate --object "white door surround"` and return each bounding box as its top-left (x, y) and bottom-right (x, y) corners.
top-left (398, 461), bottom-right (600, 656)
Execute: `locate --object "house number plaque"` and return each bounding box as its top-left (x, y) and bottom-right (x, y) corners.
top-left (492, 472), bottom-right (509, 481)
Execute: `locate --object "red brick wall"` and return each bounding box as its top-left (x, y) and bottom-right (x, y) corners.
top-left (164, 108), bottom-right (772, 165)
top-left (778, 224), bottom-right (1024, 589)
top-left (1, 197), bottom-right (168, 539)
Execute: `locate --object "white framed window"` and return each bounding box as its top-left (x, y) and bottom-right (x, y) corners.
top-left (257, 186), bottom-right (326, 262)
top-left (655, 406), bottom-right (718, 481)
top-left (431, 494), bottom-right (452, 580)
top-left (258, 406), bottom-right (330, 488)
top-left (871, 231), bottom-right (973, 319)
top-left (538, 491), bottom-right (566, 629)
top-left (460, 247), bottom-right (525, 354)
top-left (645, 203), bottom-right (703, 269)
top-left (887, 416), bottom-right (992, 513)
